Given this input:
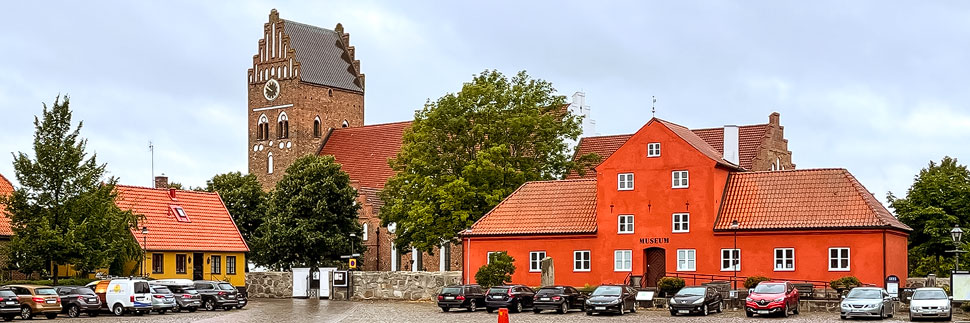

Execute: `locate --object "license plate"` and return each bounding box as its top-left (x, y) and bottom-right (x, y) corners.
top-left (595, 306), bottom-right (606, 310)
top-left (491, 295), bottom-right (501, 299)
top-left (4, 301), bottom-right (12, 305)
top-left (45, 300), bottom-right (55, 304)
top-left (445, 296), bottom-right (454, 300)
top-left (678, 310), bottom-right (689, 314)
top-left (228, 295), bottom-right (235, 299)
top-left (89, 298), bottom-right (98, 302)
top-left (758, 310), bottom-right (769, 314)
top-left (540, 297), bottom-right (549, 301)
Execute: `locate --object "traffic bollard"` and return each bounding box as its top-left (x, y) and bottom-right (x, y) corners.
top-left (497, 308), bottom-right (509, 323)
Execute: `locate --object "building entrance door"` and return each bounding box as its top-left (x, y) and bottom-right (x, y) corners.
top-left (643, 248), bottom-right (666, 287)
top-left (193, 253), bottom-right (204, 280)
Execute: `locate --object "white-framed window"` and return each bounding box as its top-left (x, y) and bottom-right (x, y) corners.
top-left (720, 249), bottom-right (740, 271)
top-left (617, 215), bottom-right (634, 234)
top-left (614, 250), bottom-right (632, 272)
top-left (486, 251), bottom-right (496, 264)
top-left (677, 249), bottom-right (696, 271)
top-left (618, 173), bottom-right (634, 191)
top-left (647, 143), bottom-right (661, 157)
top-left (362, 223), bottom-right (368, 241)
top-left (672, 170), bottom-right (689, 188)
top-left (672, 213), bottom-right (689, 233)
top-left (774, 248), bottom-right (794, 271)
top-left (530, 251), bottom-right (546, 272)
top-left (829, 247), bottom-right (850, 271)
top-left (574, 250), bottom-right (591, 272)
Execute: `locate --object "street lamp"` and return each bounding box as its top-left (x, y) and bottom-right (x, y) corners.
top-left (730, 220), bottom-right (740, 291)
top-left (950, 225), bottom-right (966, 271)
top-left (141, 226), bottom-right (149, 277)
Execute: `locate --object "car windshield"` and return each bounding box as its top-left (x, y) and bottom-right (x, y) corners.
top-left (153, 287), bottom-right (172, 294)
top-left (537, 287), bottom-right (563, 296)
top-left (76, 287), bottom-right (95, 295)
top-left (913, 290), bottom-right (948, 300)
top-left (592, 286), bottom-right (621, 296)
top-left (488, 287), bottom-right (509, 295)
top-left (753, 284), bottom-right (785, 294)
top-left (441, 287), bottom-right (461, 294)
top-left (676, 287), bottom-right (706, 297)
top-left (0, 290), bottom-right (15, 297)
top-left (35, 288), bottom-right (56, 295)
top-left (218, 283), bottom-right (236, 291)
top-left (846, 289), bottom-right (882, 299)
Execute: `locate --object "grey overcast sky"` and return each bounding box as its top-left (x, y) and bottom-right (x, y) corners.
top-left (1, 1), bottom-right (968, 206)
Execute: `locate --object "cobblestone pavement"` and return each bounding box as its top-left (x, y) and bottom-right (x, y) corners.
top-left (74, 298), bottom-right (969, 322)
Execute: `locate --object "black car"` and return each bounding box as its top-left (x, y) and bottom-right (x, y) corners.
top-left (161, 284), bottom-right (201, 312)
top-left (436, 285), bottom-right (485, 312)
top-left (585, 285), bottom-right (637, 316)
top-left (193, 281), bottom-right (238, 311)
top-left (0, 289), bottom-right (19, 321)
top-left (234, 286), bottom-right (248, 309)
top-left (55, 286), bottom-right (101, 318)
top-left (669, 285), bottom-right (723, 316)
top-left (485, 285), bottom-right (535, 313)
top-left (532, 285), bottom-right (587, 314)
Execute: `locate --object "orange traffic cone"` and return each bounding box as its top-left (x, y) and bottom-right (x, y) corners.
top-left (497, 308), bottom-right (509, 323)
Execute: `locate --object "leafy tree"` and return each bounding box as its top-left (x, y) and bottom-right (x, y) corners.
top-left (889, 156), bottom-right (970, 277)
top-left (380, 70), bottom-right (597, 253)
top-left (250, 155), bottom-right (363, 270)
top-left (474, 251), bottom-right (515, 288)
top-left (2, 96), bottom-right (140, 283)
top-left (203, 172), bottom-right (267, 242)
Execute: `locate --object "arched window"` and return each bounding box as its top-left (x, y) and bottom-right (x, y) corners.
top-left (341, 119), bottom-right (349, 128)
top-left (278, 112), bottom-right (289, 139)
top-left (257, 114), bottom-right (269, 141)
top-left (267, 152), bottom-right (274, 174)
top-left (313, 116), bottom-right (322, 138)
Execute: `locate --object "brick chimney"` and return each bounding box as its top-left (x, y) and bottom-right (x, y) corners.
top-left (154, 176), bottom-right (169, 189)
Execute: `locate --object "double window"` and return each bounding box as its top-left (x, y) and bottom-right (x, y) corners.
top-left (618, 173), bottom-right (634, 191)
top-left (672, 170), bottom-right (689, 188)
top-left (617, 215), bottom-right (634, 234)
top-left (574, 250), bottom-right (591, 272)
top-left (227, 256), bottom-right (237, 275)
top-left (152, 253), bottom-right (163, 274)
top-left (774, 248), bottom-right (794, 271)
top-left (720, 249), bottom-right (740, 271)
top-left (829, 248), bottom-right (850, 271)
top-left (277, 112), bottom-right (289, 139)
top-left (672, 213), bottom-right (689, 232)
top-left (677, 249), bottom-right (696, 271)
top-left (647, 143), bottom-right (661, 157)
top-left (211, 255), bottom-right (222, 274)
top-left (529, 251), bottom-right (546, 272)
top-left (256, 115), bottom-right (269, 141)
top-left (614, 250), bottom-right (632, 272)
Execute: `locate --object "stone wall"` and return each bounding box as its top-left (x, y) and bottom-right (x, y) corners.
top-left (247, 271), bottom-right (293, 298)
top-left (338, 271), bottom-right (461, 301)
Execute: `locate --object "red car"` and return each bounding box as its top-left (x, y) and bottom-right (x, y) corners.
top-left (745, 281), bottom-right (799, 317)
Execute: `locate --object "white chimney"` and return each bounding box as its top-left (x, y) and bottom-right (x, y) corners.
top-left (723, 125), bottom-right (740, 165)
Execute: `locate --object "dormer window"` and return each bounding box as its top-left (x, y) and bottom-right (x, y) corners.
top-left (171, 206), bottom-right (191, 223)
top-left (647, 143), bottom-right (661, 157)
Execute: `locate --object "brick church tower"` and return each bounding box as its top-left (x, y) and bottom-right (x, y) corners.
top-left (247, 9), bottom-right (365, 189)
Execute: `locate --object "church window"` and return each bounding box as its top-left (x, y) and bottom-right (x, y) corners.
top-left (278, 112), bottom-right (289, 139)
top-left (313, 117), bottom-right (322, 137)
top-left (342, 120), bottom-right (349, 128)
top-left (267, 152), bottom-right (274, 174)
top-left (328, 89), bottom-right (334, 97)
top-left (257, 114), bottom-right (269, 141)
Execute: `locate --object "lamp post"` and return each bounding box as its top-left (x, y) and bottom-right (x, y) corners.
top-left (949, 225), bottom-right (965, 271)
top-left (141, 226), bottom-right (149, 277)
top-left (730, 220), bottom-right (740, 291)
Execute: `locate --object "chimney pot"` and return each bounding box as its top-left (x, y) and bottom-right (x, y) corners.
top-left (154, 176), bottom-right (169, 189)
top-left (169, 188), bottom-right (177, 200)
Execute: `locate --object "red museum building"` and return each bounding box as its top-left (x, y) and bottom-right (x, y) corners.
top-left (461, 114), bottom-right (910, 289)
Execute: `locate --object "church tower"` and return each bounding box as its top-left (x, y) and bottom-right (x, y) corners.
top-left (247, 9), bottom-right (365, 189)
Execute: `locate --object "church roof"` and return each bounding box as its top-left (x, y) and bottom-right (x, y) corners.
top-left (0, 173), bottom-right (14, 237)
top-left (319, 121), bottom-right (413, 189)
top-left (283, 20), bottom-right (363, 92)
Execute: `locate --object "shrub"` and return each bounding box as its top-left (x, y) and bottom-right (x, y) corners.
top-left (474, 251), bottom-right (515, 288)
top-left (829, 276), bottom-right (862, 290)
top-left (744, 276), bottom-right (770, 289)
top-left (657, 277), bottom-right (685, 296)
top-left (577, 283), bottom-right (596, 295)
top-left (961, 301), bottom-right (970, 313)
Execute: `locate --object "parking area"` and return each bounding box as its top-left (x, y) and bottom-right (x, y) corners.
top-left (71, 298), bottom-right (965, 322)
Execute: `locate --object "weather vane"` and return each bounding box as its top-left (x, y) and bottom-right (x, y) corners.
top-left (652, 96), bottom-right (657, 117)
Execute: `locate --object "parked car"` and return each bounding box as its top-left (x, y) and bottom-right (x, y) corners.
top-left (532, 285), bottom-right (587, 314)
top-left (436, 285), bottom-right (485, 312)
top-left (745, 281), bottom-right (799, 317)
top-left (235, 286), bottom-right (248, 309)
top-left (669, 285), bottom-right (723, 316)
top-left (0, 288), bottom-right (21, 321)
top-left (485, 285), bottom-right (535, 313)
top-left (149, 285), bottom-right (177, 314)
top-left (153, 280), bottom-right (201, 313)
top-left (54, 285), bottom-right (101, 318)
top-left (840, 287), bottom-right (895, 319)
top-left (585, 285), bottom-right (637, 316)
top-left (6, 284), bottom-right (61, 320)
top-left (908, 287), bottom-right (951, 321)
top-left (86, 278), bottom-right (153, 316)
top-left (193, 280), bottom-right (238, 311)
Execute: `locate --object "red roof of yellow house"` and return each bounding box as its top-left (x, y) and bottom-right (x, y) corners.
top-left (714, 169), bottom-right (911, 232)
top-left (0, 174), bottom-right (14, 236)
top-left (463, 179), bottom-right (597, 236)
top-left (114, 185), bottom-right (249, 252)
top-left (319, 121), bottom-right (412, 189)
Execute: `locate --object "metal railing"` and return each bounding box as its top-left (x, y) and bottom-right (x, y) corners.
top-left (663, 272), bottom-right (839, 299)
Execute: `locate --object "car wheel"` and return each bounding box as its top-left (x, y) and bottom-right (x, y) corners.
top-left (782, 303), bottom-right (789, 317)
top-left (619, 302), bottom-right (624, 315)
top-left (793, 302), bottom-right (800, 314)
top-left (468, 301), bottom-right (477, 312)
top-left (703, 303), bottom-right (709, 316)
top-left (887, 304), bottom-right (894, 318)
top-left (670, 310), bottom-right (677, 316)
top-left (204, 299), bottom-right (215, 311)
top-left (630, 302), bottom-right (636, 313)
top-left (559, 302), bottom-right (568, 314)
top-left (514, 301), bottom-right (522, 313)
top-left (20, 306), bottom-right (31, 320)
top-left (67, 305), bottom-right (80, 318)
top-left (112, 304), bottom-right (124, 316)
top-left (44, 313), bottom-right (57, 319)
top-left (173, 303), bottom-right (181, 313)
top-left (716, 301), bottom-right (723, 313)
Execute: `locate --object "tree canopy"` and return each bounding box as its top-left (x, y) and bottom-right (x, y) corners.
top-left (204, 171), bottom-right (267, 243)
top-left (2, 96), bottom-right (140, 283)
top-left (380, 70), bottom-right (596, 253)
top-left (250, 155), bottom-right (363, 270)
top-left (474, 251), bottom-right (516, 288)
top-left (889, 156), bottom-right (970, 276)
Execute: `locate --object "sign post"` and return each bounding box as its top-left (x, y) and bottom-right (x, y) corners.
top-left (885, 275), bottom-right (899, 298)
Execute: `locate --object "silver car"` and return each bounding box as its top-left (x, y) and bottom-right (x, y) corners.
top-left (840, 287), bottom-right (895, 319)
top-left (908, 287), bottom-right (951, 320)
top-left (149, 286), bottom-right (177, 314)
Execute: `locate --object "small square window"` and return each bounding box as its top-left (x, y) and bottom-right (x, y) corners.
top-left (574, 250), bottom-right (591, 272)
top-left (647, 143), bottom-right (661, 157)
top-left (618, 173), bottom-right (634, 191)
top-left (614, 250), bottom-right (632, 272)
top-left (672, 171), bottom-right (689, 188)
top-left (829, 248), bottom-right (850, 271)
top-left (774, 248), bottom-right (794, 271)
top-left (720, 249), bottom-right (740, 271)
top-left (530, 251), bottom-right (546, 272)
top-left (677, 249), bottom-right (695, 271)
top-left (672, 213), bottom-right (689, 233)
top-left (171, 206), bottom-right (191, 223)
top-left (618, 215), bottom-right (634, 234)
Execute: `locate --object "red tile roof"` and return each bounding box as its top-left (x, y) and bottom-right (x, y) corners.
top-left (714, 169), bottom-right (911, 232)
top-left (463, 179), bottom-right (597, 236)
top-left (115, 185), bottom-right (249, 252)
top-left (0, 174), bottom-right (13, 236)
top-left (655, 119), bottom-right (739, 169)
top-left (319, 121), bottom-right (412, 189)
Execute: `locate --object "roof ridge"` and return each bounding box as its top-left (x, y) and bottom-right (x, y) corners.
top-left (577, 133), bottom-right (634, 140)
top-left (114, 184), bottom-right (219, 195)
top-left (691, 123), bottom-right (770, 131)
top-left (333, 120), bottom-right (413, 131)
top-left (733, 168), bottom-right (846, 175)
top-left (524, 178), bottom-right (597, 185)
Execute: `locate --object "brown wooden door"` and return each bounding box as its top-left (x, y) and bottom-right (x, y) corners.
top-left (643, 248), bottom-right (666, 287)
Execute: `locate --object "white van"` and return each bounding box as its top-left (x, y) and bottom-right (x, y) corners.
top-left (88, 278), bottom-right (153, 316)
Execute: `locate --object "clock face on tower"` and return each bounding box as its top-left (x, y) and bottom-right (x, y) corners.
top-left (263, 79), bottom-right (280, 101)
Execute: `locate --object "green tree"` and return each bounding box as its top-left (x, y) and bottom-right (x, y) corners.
top-left (889, 156), bottom-right (970, 277)
top-left (380, 70), bottom-right (597, 253)
top-left (2, 96), bottom-right (140, 283)
top-left (204, 172), bottom-right (267, 242)
top-left (250, 155), bottom-right (363, 270)
top-left (474, 251), bottom-right (516, 288)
